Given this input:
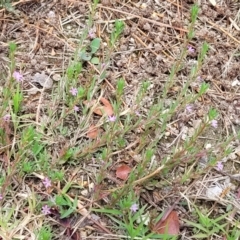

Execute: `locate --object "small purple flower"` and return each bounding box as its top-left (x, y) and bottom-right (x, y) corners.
top-left (74, 105), bottom-right (79, 112)
top-left (91, 157), bottom-right (96, 164)
top-left (130, 203), bottom-right (138, 213)
top-left (98, 159), bottom-right (105, 165)
top-left (0, 194), bottom-right (3, 200)
top-left (70, 87), bottom-right (78, 96)
top-left (135, 111), bottom-right (141, 116)
top-left (88, 28), bottom-right (96, 39)
top-left (186, 104), bottom-right (193, 113)
top-left (13, 71), bottom-right (23, 82)
top-left (187, 45), bottom-right (195, 53)
top-left (42, 177), bottom-right (51, 188)
top-left (42, 205), bottom-right (51, 215)
top-left (3, 114), bottom-right (11, 121)
top-left (197, 76), bottom-right (203, 81)
top-left (216, 161), bottom-right (223, 171)
top-left (108, 115), bottom-right (116, 122)
top-left (47, 11), bottom-right (55, 19)
top-left (211, 120), bottom-right (218, 128)
top-left (101, 63), bottom-right (106, 69)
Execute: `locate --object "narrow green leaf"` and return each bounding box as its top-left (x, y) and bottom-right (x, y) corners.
top-left (191, 233), bottom-right (209, 238)
top-left (60, 208), bottom-right (74, 219)
top-left (62, 182), bottom-right (72, 194)
top-left (92, 208), bottom-right (122, 215)
top-left (184, 219), bottom-right (208, 232)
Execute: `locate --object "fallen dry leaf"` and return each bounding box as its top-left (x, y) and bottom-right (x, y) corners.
top-left (116, 164), bottom-right (132, 180)
top-left (99, 97), bottom-right (114, 116)
top-left (32, 72), bottom-right (53, 89)
top-left (84, 97), bottom-right (114, 116)
top-left (87, 125), bottom-right (99, 139)
top-left (153, 211), bottom-right (180, 236)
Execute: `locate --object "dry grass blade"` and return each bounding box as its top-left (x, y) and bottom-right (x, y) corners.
top-left (0, 0), bottom-right (240, 238)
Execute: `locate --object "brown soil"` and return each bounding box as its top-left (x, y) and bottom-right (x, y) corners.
top-left (1, 0), bottom-right (240, 239)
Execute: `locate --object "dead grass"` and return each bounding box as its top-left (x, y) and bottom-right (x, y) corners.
top-left (0, 0), bottom-right (240, 239)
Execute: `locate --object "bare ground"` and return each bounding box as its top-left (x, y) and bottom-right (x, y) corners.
top-left (0, 0), bottom-right (240, 239)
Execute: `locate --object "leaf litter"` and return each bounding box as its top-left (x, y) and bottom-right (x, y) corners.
top-left (0, 0), bottom-right (240, 239)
